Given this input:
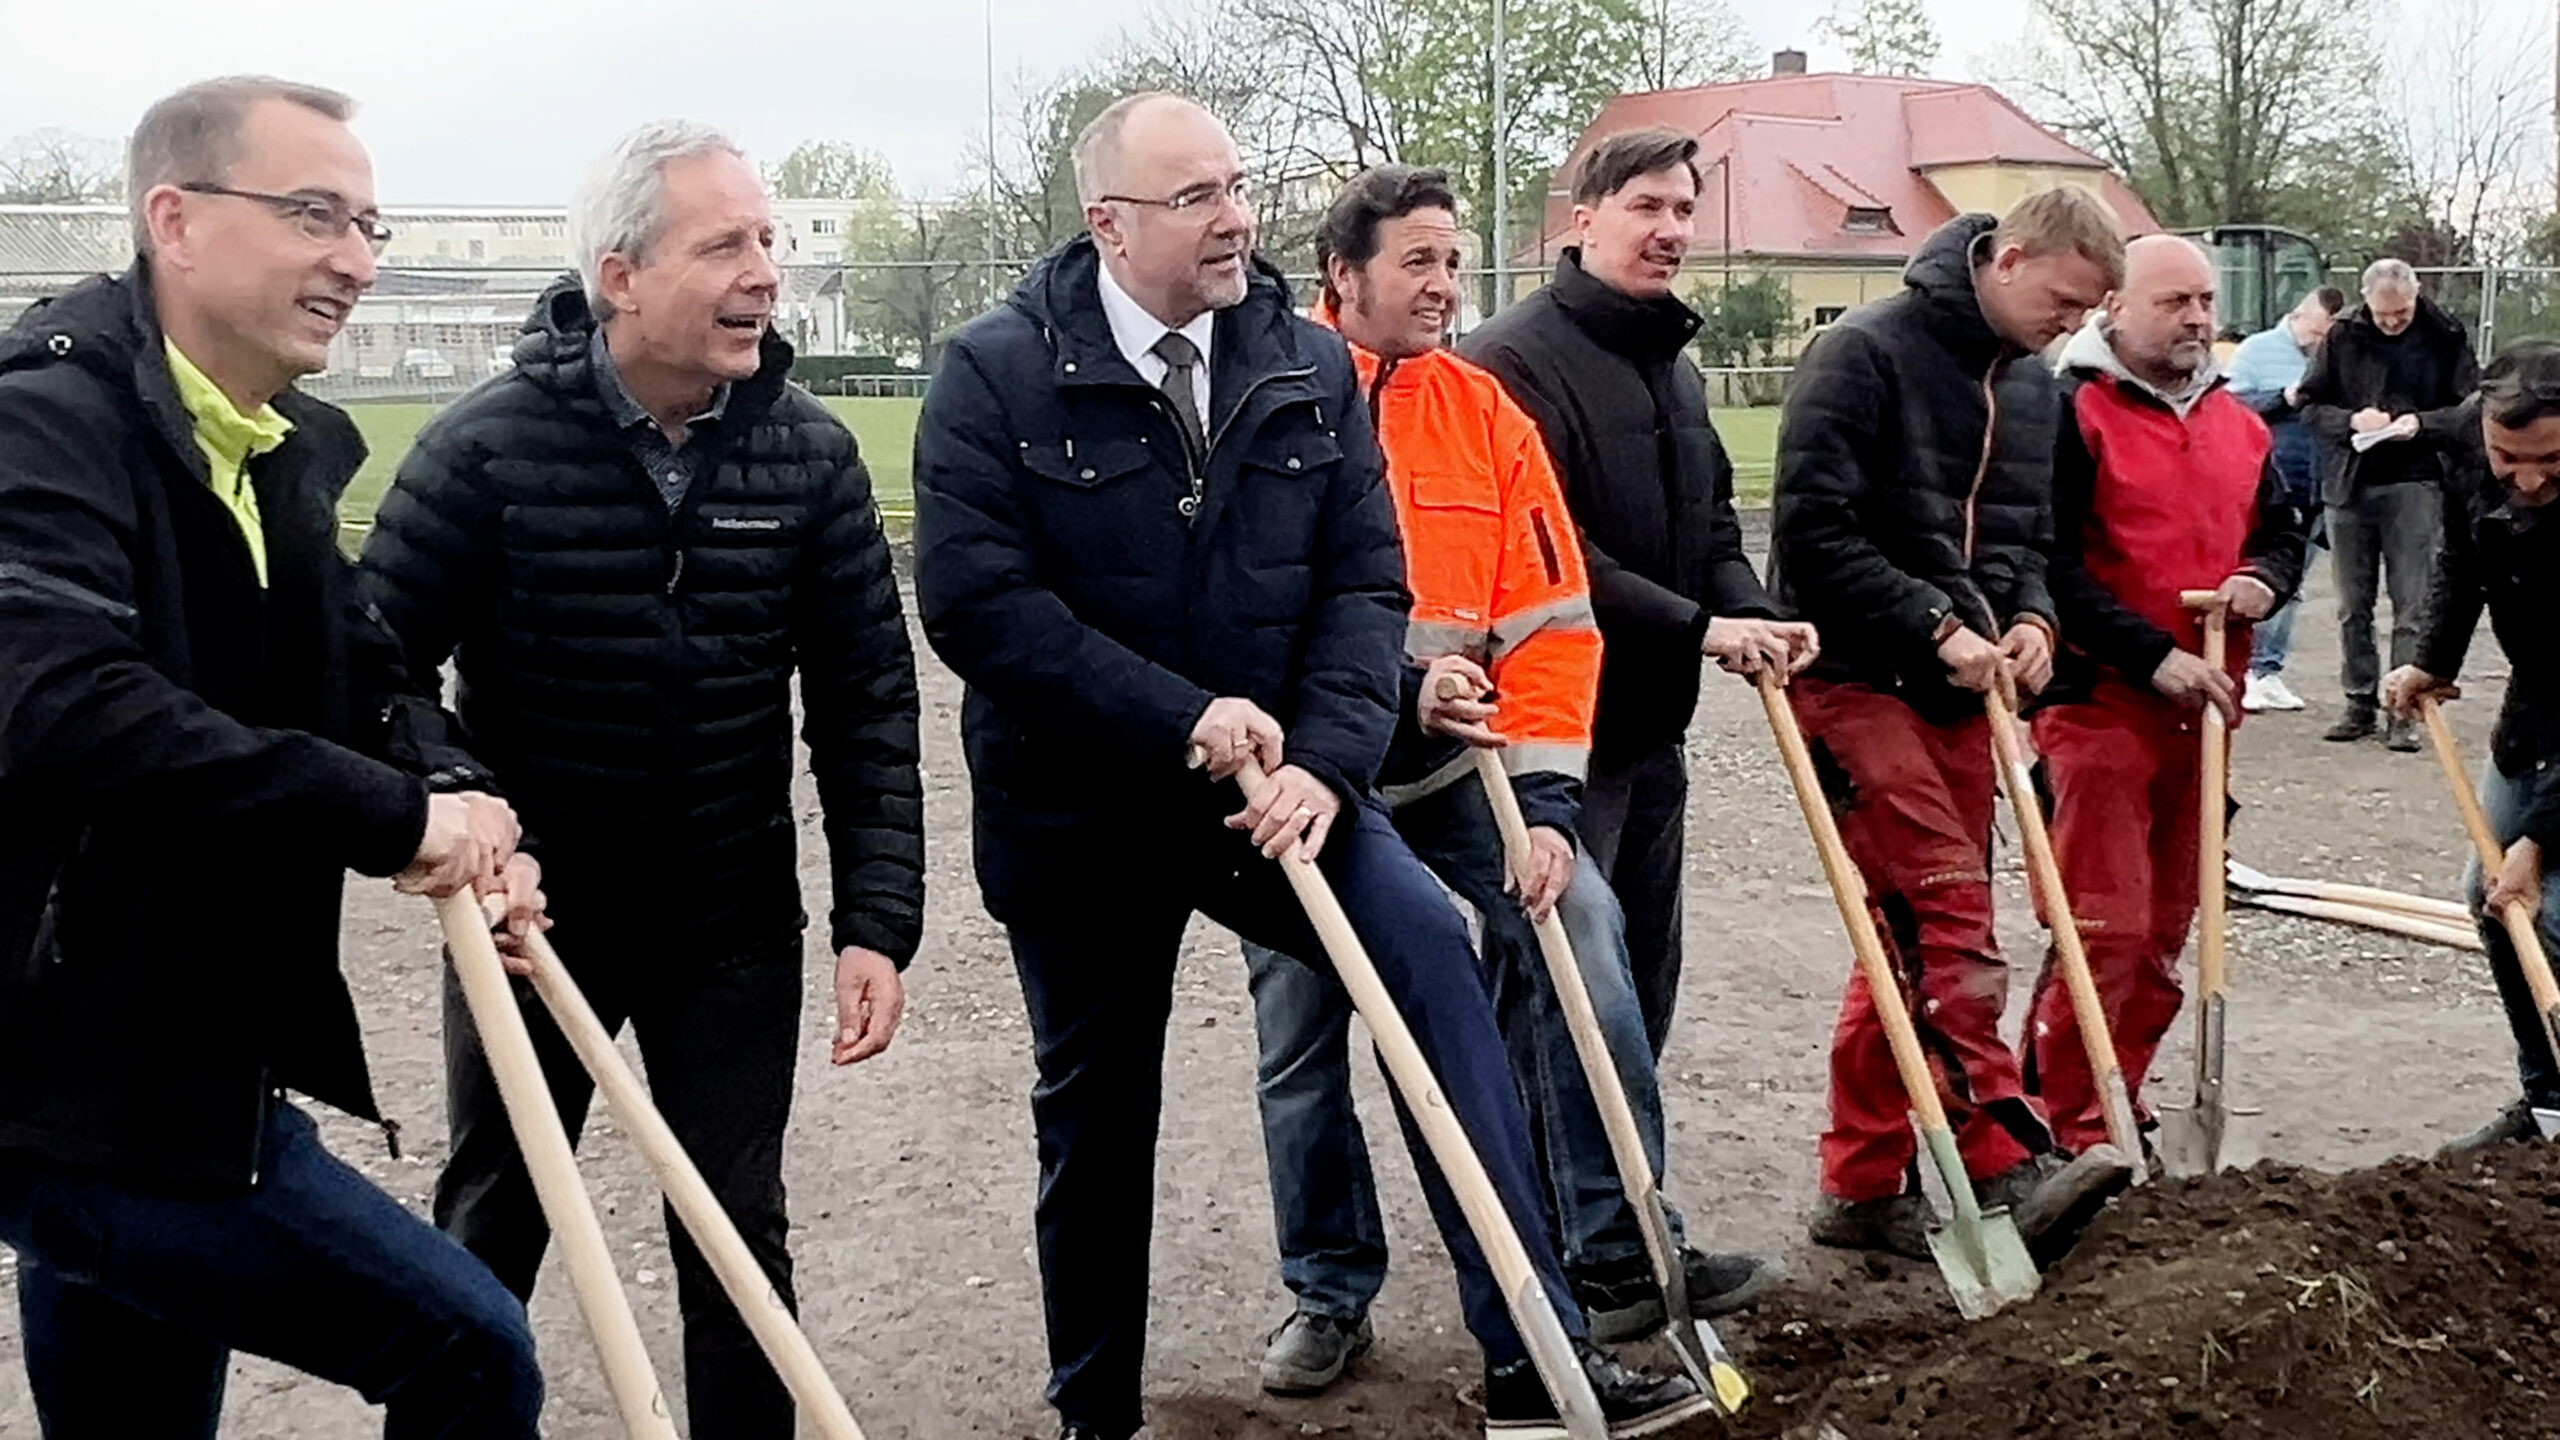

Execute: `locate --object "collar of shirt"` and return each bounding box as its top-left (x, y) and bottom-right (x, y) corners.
top-left (1095, 259), bottom-right (1214, 420)
top-left (589, 326), bottom-right (730, 438)
top-left (164, 338), bottom-right (290, 588)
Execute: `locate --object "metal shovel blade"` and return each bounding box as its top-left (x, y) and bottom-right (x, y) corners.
top-left (1641, 1197), bottom-right (1750, 1416)
top-left (2160, 995), bottom-right (2260, 1175)
top-left (1918, 1129), bottom-right (2039, 1319)
top-left (1510, 1274), bottom-right (1607, 1440)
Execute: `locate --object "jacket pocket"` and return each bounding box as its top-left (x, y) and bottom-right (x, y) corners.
top-left (1020, 439), bottom-right (1153, 490)
top-left (1402, 470), bottom-right (1504, 616)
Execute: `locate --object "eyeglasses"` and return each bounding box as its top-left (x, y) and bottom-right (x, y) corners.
top-left (180, 183), bottom-right (394, 255)
top-left (1097, 176), bottom-right (1253, 222)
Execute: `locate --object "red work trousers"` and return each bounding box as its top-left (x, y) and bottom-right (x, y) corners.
top-left (2023, 679), bottom-right (2203, 1154)
top-left (1791, 678), bottom-right (2044, 1202)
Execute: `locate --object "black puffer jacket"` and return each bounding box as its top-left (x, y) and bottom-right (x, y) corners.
top-left (1771, 214), bottom-right (2060, 721)
top-left (2298, 295), bottom-right (2479, 504)
top-left (1458, 248), bottom-right (1776, 758)
top-left (2417, 395), bottom-right (2560, 849)
top-left (0, 267), bottom-right (478, 1187)
top-left (359, 279), bottom-right (923, 965)
top-left (914, 237), bottom-right (1402, 922)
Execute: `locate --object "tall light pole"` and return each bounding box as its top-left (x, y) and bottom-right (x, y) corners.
top-left (985, 0), bottom-right (1000, 272)
top-left (1491, 0), bottom-right (1508, 313)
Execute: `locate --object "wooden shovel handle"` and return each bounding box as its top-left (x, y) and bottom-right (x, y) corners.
top-left (2186, 595), bottom-right (2231, 1000)
top-left (1223, 758), bottom-right (1598, 1433)
top-left (434, 895), bottom-right (679, 1440)
top-left (2418, 698), bottom-right (2560, 1013)
top-left (1755, 672), bottom-right (1954, 1135)
top-left (1983, 683), bottom-right (2140, 1156)
top-left (522, 932), bottom-right (869, 1440)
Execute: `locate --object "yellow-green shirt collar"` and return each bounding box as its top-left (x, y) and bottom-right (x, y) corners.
top-left (164, 339), bottom-right (292, 587)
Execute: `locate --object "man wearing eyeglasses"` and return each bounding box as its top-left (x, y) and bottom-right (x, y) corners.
top-left (915, 92), bottom-right (1706, 1440)
top-left (0, 76), bottom-right (544, 1436)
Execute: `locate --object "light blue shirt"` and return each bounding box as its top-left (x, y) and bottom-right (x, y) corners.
top-left (2227, 320), bottom-right (2312, 406)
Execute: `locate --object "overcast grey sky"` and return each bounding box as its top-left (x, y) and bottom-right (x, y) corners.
top-left (0, 0), bottom-right (2533, 205)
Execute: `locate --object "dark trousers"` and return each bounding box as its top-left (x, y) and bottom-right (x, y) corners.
top-left (2329, 481), bottom-right (2442, 702)
top-left (434, 935), bottom-right (802, 1440)
top-left (1, 1102), bottom-right (540, 1440)
top-left (1004, 799), bottom-right (1584, 1440)
top-left (1578, 740), bottom-right (1690, 1057)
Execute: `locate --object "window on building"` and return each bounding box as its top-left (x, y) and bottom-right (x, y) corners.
top-left (1843, 206), bottom-right (1893, 234)
top-left (809, 217), bottom-right (839, 236)
top-left (538, 219), bottom-right (565, 238)
top-left (468, 239), bottom-right (486, 260)
top-left (498, 220), bottom-right (525, 238)
top-left (1814, 306), bottom-right (1847, 327)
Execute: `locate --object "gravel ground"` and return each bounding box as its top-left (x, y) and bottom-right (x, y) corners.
top-left (0, 539), bottom-right (2521, 1438)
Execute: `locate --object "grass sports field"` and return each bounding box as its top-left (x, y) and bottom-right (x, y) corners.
top-left (339, 397), bottom-right (1782, 536)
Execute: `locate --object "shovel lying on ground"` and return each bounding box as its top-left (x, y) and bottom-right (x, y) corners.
top-left (434, 895), bottom-right (681, 1440)
top-left (2225, 858), bottom-right (2474, 928)
top-left (1454, 714), bottom-right (1751, 1416)
top-left (520, 928), bottom-right (873, 1440)
top-left (2160, 592), bottom-right (2257, 1177)
top-left (1984, 679), bottom-right (2148, 1185)
top-left (2418, 697), bottom-right (2560, 1141)
top-left (1202, 753), bottom-right (1606, 1440)
top-left (2223, 877), bottom-right (2485, 953)
top-left (1755, 671), bottom-right (2039, 1320)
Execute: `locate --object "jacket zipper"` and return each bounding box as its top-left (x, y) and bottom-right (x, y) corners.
top-left (1962, 356), bottom-right (2001, 563)
top-left (1147, 398), bottom-right (1208, 521)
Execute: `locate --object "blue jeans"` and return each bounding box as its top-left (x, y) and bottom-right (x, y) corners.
top-left (2251, 515), bottom-right (2324, 677)
top-left (1243, 777), bottom-right (1674, 1318)
top-left (2466, 759), bottom-right (2560, 1105)
top-left (0, 1102), bottom-right (540, 1439)
top-left (1007, 796), bottom-right (1583, 1439)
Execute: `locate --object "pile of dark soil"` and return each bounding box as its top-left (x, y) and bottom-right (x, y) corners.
top-left (1730, 1145), bottom-right (2560, 1438)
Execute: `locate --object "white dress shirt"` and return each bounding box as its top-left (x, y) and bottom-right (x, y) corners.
top-left (1096, 259), bottom-right (1215, 427)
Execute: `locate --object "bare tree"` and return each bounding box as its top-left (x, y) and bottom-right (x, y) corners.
top-left (1815, 0), bottom-right (1943, 77)
top-left (0, 129), bottom-right (122, 204)
top-left (2386, 0), bottom-right (2552, 262)
top-left (2001, 0), bottom-right (2387, 233)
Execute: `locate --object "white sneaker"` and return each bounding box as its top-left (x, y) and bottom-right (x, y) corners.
top-left (2244, 672), bottom-right (2307, 712)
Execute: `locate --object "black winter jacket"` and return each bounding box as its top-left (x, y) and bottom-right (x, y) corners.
top-left (1770, 215), bottom-right (2061, 722)
top-left (359, 279), bottom-right (923, 965)
top-left (2298, 296), bottom-right (2479, 504)
top-left (0, 267), bottom-right (475, 1188)
top-left (914, 237), bottom-right (1404, 921)
top-left (2416, 395), bottom-right (2560, 850)
top-left (1459, 249), bottom-right (1776, 758)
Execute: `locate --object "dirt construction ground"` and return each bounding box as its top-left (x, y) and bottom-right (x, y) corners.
top-left (0, 537), bottom-right (2543, 1438)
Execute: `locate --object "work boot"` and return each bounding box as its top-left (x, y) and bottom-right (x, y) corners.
top-left (1981, 1146), bottom-right (2135, 1263)
top-left (2323, 700), bottom-right (2378, 742)
top-left (2384, 715), bottom-right (2423, 752)
top-left (1258, 1308), bottom-right (1373, 1395)
top-left (2438, 1096), bottom-right (2560, 1161)
top-left (1682, 1247), bottom-right (1781, 1318)
top-left (1482, 1340), bottom-right (1714, 1440)
top-left (1806, 1192), bottom-right (1934, 1261)
top-left (1573, 1256), bottom-right (1667, 1345)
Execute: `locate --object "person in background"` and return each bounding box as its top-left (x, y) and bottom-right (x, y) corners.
top-left (2227, 286), bottom-right (2345, 713)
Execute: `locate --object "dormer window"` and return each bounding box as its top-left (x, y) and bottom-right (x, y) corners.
top-left (1844, 205), bottom-right (1893, 234)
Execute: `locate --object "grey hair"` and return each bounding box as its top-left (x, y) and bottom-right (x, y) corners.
top-left (2363, 257), bottom-right (2420, 296)
top-left (1073, 91), bottom-right (1192, 208)
top-left (127, 76), bottom-right (356, 253)
top-left (571, 120), bottom-right (748, 316)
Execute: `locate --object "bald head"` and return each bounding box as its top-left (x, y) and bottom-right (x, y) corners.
top-left (2106, 234), bottom-right (2218, 389)
top-left (1077, 91), bottom-right (1255, 328)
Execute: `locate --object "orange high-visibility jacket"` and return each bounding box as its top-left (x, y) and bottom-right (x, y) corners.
top-left (1332, 325), bottom-right (1603, 818)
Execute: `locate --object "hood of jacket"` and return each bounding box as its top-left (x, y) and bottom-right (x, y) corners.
top-left (1901, 213), bottom-right (2012, 368)
top-left (2059, 312), bottom-right (2225, 415)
